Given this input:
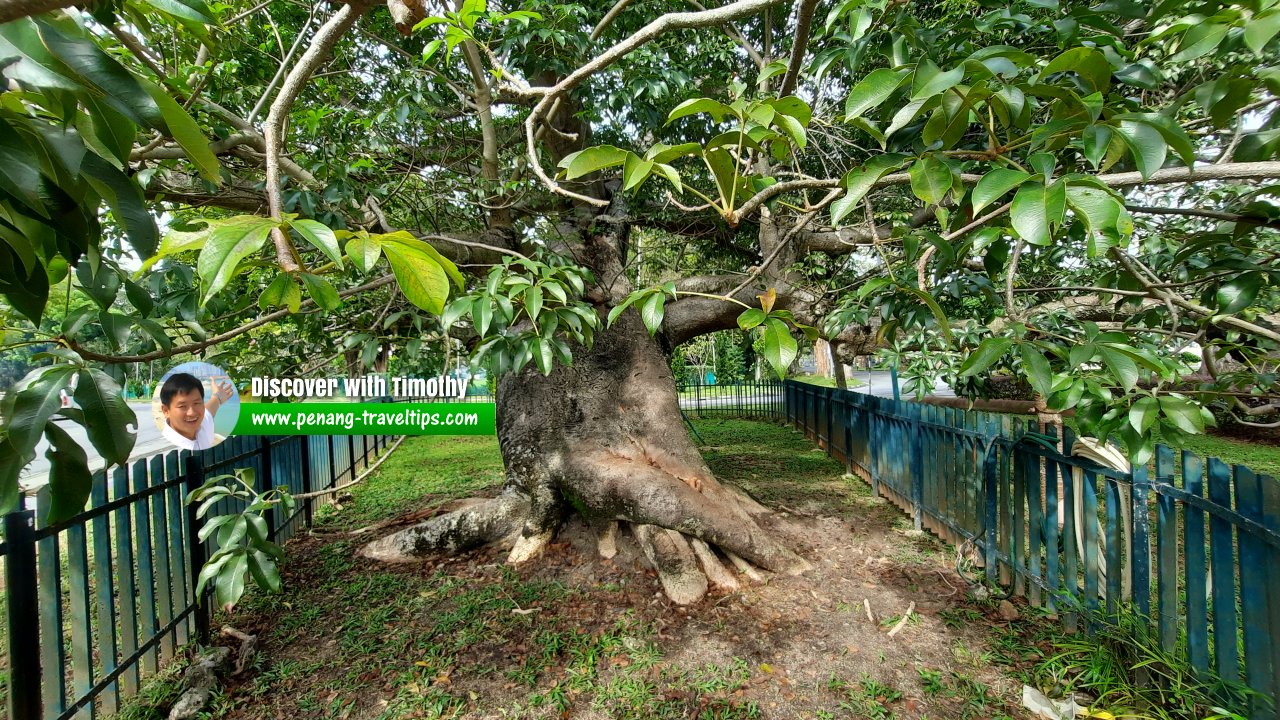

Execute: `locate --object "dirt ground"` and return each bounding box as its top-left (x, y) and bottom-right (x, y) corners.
top-left (126, 421), bottom-right (1038, 720)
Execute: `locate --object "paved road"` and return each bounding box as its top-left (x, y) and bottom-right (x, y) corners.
top-left (844, 369), bottom-right (955, 399)
top-left (19, 402), bottom-right (170, 497)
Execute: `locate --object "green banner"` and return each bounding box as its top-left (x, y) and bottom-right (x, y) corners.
top-left (233, 402), bottom-right (495, 435)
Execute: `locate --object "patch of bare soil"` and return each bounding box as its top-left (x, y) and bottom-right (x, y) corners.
top-left (203, 490), bottom-right (1030, 720)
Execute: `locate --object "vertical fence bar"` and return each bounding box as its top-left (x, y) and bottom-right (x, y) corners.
top-left (148, 454), bottom-right (174, 662)
top-left (6, 510), bottom-right (42, 720)
top-left (185, 455), bottom-right (210, 645)
top-left (89, 472), bottom-right (119, 715)
top-left (66, 515), bottom-right (94, 720)
top-left (1130, 463), bottom-right (1152, 621)
top-left (130, 459), bottom-right (158, 674)
top-left (1103, 474), bottom-right (1122, 619)
top-left (35, 488), bottom-right (67, 719)
top-left (111, 465), bottom-right (139, 696)
top-left (1207, 457), bottom-right (1239, 683)
top-left (910, 403), bottom-right (923, 530)
top-left (1184, 452), bottom-right (1210, 671)
top-left (1154, 446), bottom-right (1178, 653)
top-left (301, 435), bottom-right (314, 527)
top-left (164, 452), bottom-right (189, 646)
top-left (260, 436), bottom-right (277, 536)
top-left (1060, 429), bottom-right (1080, 632)
top-left (1234, 466), bottom-right (1274, 718)
top-left (1263, 473), bottom-right (1280, 718)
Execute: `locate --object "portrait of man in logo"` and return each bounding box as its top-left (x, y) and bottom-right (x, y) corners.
top-left (152, 362), bottom-right (239, 451)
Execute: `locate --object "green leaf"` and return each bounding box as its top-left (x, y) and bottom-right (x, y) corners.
top-left (35, 19), bottom-right (163, 127)
top-left (345, 232), bottom-right (382, 274)
top-left (972, 169), bottom-right (1031, 213)
top-left (908, 156), bottom-right (953, 205)
top-left (775, 113), bottom-right (807, 149)
top-left (259, 273), bottom-right (296, 311)
top-left (1215, 273), bottom-right (1262, 313)
top-left (1246, 10), bottom-right (1280, 53)
top-left (1010, 182), bottom-right (1052, 246)
top-left (197, 216), bottom-right (277, 302)
top-left (705, 147), bottom-right (740, 210)
top-left (246, 549), bottom-right (282, 594)
top-left (639, 292), bottom-right (664, 335)
top-left (1019, 344), bottom-right (1052, 398)
top-left (300, 273), bottom-right (341, 311)
top-left (1159, 395), bottom-right (1205, 435)
top-left (1082, 125), bottom-right (1113, 169)
top-left (666, 98), bottom-right (733, 124)
top-left (474, 301), bottom-right (493, 337)
top-left (912, 59), bottom-right (964, 100)
top-left (0, 437), bottom-right (20, 514)
top-left (533, 337), bottom-right (554, 375)
top-left (136, 226), bottom-right (211, 276)
top-left (43, 420), bottom-right (92, 525)
top-left (81, 154), bottom-right (158, 258)
top-left (382, 243), bottom-right (450, 315)
top-left (1128, 395), bottom-right (1159, 434)
top-left (290, 219), bottom-right (343, 268)
top-left (141, 0), bottom-right (216, 23)
top-left (1041, 47), bottom-right (1111, 93)
top-left (959, 337), bottom-right (1012, 376)
top-left (621, 152), bottom-right (653, 192)
top-left (737, 308), bottom-right (767, 330)
top-left (441, 296), bottom-right (472, 330)
top-left (5, 365), bottom-right (76, 451)
top-left (845, 68), bottom-right (907, 121)
top-left (831, 154), bottom-right (908, 224)
top-left (1115, 119), bottom-right (1167, 179)
top-left (557, 145), bottom-right (628, 179)
top-left (1171, 22), bottom-right (1229, 63)
top-left (645, 142), bottom-right (702, 163)
top-left (214, 552), bottom-right (249, 611)
top-left (767, 96), bottom-right (813, 126)
top-left (1099, 346), bottom-right (1140, 391)
top-left (761, 318), bottom-right (798, 379)
top-left (73, 368), bottom-right (136, 466)
top-left (901, 287), bottom-right (952, 346)
top-left (141, 78), bottom-right (220, 183)
top-left (524, 284), bottom-right (543, 321)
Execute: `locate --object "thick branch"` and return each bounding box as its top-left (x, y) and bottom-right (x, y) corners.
top-left (778, 0), bottom-right (818, 96)
top-left (263, 0), bottom-right (373, 272)
top-left (0, 0), bottom-right (77, 24)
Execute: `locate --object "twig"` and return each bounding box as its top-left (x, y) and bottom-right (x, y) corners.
top-left (886, 601), bottom-right (916, 638)
top-left (863, 598), bottom-right (876, 624)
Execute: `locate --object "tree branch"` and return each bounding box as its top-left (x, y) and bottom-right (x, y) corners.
top-left (264, 0), bottom-right (373, 272)
top-left (778, 0), bottom-right (818, 96)
top-left (67, 275), bottom-right (396, 364)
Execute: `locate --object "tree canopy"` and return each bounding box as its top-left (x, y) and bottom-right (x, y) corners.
top-left (1, 0), bottom-right (1279, 521)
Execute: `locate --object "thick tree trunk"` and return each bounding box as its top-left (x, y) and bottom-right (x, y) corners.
top-left (361, 313), bottom-right (809, 603)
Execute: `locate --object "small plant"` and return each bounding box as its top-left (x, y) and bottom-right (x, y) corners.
top-left (188, 467), bottom-right (295, 610)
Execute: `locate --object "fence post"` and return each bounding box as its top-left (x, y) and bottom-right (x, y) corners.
top-left (183, 456), bottom-right (211, 645)
top-left (259, 436), bottom-right (277, 536)
top-left (1129, 463), bottom-right (1152, 619)
top-left (327, 434), bottom-right (337, 492)
top-left (910, 403), bottom-right (924, 530)
top-left (6, 509), bottom-right (42, 720)
top-left (348, 433), bottom-right (357, 481)
top-left (300, 435), bottom-right (313, 527)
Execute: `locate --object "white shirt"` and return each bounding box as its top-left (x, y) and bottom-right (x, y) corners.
top-left (162, 409), bottom-right (217, 450)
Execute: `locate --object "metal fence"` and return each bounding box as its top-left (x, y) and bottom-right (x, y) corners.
top-left (785, 381), bottom-right (1280, 718)
top-left (2, 431), bottom-right (395, 720)
top-left (676, 381), bottom-right (785, 420)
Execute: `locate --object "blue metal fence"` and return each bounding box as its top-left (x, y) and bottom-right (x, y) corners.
top-left (785, 380), bottom-right (1280, 718)
top-left (2, 431), bottom-right (394, 720)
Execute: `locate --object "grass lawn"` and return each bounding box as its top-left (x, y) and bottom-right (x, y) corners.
top-left (115, 421), bottom-right (1047, 720)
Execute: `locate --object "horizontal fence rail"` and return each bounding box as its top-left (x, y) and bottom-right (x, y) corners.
top-left (784, 381), bottom-right (1280, 719)
top-left (1, 427), bottom-right (403, 720)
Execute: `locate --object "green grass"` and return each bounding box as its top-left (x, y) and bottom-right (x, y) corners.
top-left (790, 374), bottom-right (863, 389)
top-left (311, 435), bottom-right (505, 529)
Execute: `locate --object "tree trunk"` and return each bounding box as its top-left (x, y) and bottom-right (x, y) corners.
top-left (360, 312), bottom-right (809, 603)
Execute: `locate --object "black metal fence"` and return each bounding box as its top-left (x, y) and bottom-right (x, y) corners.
top-left (2, 431), bottom-right (394, 720)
